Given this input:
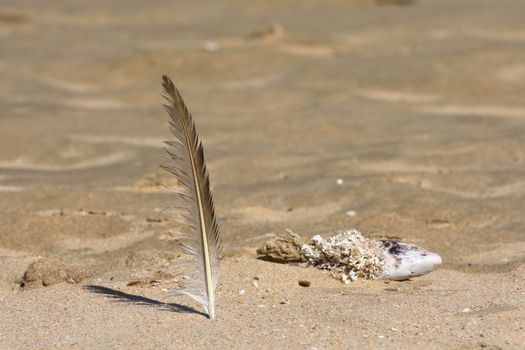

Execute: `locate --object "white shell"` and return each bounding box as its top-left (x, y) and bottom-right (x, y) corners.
top-left (379, 240), bottom-right (442, 280)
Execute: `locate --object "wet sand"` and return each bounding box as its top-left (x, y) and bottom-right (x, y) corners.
top-left (0, 0), bottom-right (524, 348)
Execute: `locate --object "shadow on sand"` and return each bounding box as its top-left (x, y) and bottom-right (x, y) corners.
top-left (84, 285), bottom-right (207, 318)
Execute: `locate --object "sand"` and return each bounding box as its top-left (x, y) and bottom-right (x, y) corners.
top-left (0, 0), bottom-right (524, 348)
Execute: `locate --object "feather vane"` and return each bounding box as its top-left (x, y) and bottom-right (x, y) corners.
top-left (160, 75), bottom-right (222, 319)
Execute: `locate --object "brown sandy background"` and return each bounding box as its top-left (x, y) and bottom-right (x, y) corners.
top-left (0, 0), bottom-right (524, 348)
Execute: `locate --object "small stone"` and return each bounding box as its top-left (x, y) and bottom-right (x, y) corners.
top-left (336, 179), bottom-right (344, 185)
top-left (256, 231), bottom-right (306, 263)
top-left (298, 280), bottom-right (311, 287)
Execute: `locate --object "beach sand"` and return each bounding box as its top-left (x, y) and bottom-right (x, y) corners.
top-left (0, 0), bottom-right (524, 348)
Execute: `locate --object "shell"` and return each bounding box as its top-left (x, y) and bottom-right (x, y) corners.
top-left (379, 240), bottom-right (442, 280)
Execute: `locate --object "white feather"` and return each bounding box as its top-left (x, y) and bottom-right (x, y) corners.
top-left (160, 75), bottom-right (222, 319)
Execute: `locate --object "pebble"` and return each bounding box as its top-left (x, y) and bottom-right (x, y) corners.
top-left (298, 280), bottom-right (311, 287)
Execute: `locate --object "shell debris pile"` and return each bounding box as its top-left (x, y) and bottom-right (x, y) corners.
top-left (257, 229), bottom-right (442, 283)
top-left (301, 230), bottom-right (385, 283)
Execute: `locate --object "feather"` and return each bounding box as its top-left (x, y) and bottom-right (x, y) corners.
top-left (160, 75), bottom-right (222, 319)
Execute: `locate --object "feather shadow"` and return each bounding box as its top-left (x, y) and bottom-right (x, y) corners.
top-left (84, 285), bottom-right (207, 317)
